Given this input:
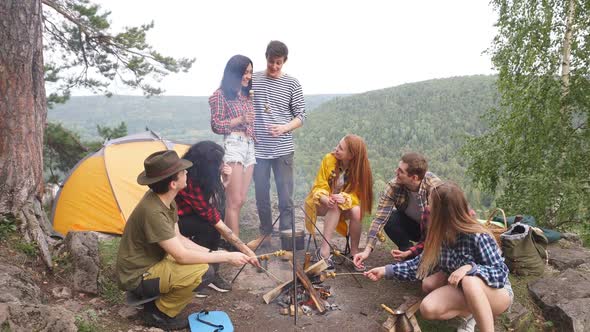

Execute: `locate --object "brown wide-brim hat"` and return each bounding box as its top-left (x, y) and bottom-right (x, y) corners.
top-left (137, 150), bottom-right (193, 185)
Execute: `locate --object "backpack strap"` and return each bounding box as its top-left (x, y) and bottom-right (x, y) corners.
top-left (531, 227), bottom-right (549, 263)
top-left (196, 310), bottom-right (224, 331)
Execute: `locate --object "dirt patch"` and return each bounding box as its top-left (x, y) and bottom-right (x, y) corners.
top-left (212, 203), bottom-right (422, 330)
top-left (208, 238), bottom-right (422, 331)
top-left (0, 204), bottom-right (519, 331)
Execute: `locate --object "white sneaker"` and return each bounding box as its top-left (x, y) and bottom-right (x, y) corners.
top-left (315, 249), bottom-right (335, 272)
top-left (194, 287), bottom-right (211, 298)
top-left (207, 275), bottom-right (232, 293)
top-left (457, 315), bottom-right (476, 332)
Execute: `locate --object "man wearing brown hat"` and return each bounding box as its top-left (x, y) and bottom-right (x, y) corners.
top-left (116, 150), bottom-right (256, 330)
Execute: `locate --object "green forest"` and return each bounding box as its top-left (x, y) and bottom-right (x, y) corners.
top-left (48, 75), bottom-right (498, 213)
top-left (293, 75), bottom-right (499, 209)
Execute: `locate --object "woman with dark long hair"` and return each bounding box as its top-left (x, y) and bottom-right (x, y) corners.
top-left (175, 141), bottom-right (258, 294)
top-left (210, 54), bottom-right (255, 239)
top-left (365, 182), bottom-right (512, 332)
top-left (304, 134), bottom-right (373, 272)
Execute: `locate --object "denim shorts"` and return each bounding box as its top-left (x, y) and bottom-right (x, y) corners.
top-left (223, 134), bottom-right (256, 168)
top-left (504, 279), bottom-right (515, 311)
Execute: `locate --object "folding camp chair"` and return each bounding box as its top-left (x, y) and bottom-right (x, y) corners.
top-left (301, 204), bottom-right (352, 264)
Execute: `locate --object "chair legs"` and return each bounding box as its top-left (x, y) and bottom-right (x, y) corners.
top-left (305, 233), bottom-right (351, 265)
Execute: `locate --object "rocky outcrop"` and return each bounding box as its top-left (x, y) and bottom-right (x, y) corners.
top-left (529, 268), bottom-right (590, 332)
top-left (0, 264), bottom-right (76, 331)
top-left (65, 231), bottom-right (100, 294)
top-left (503, 302), bottom-right (533, 332)
top-left (0, 263), bottom-right (42, 304)
top-left (560, 233), bottom-right (583, 247)
top-left (1, 303), bottom-right (77, 332)
top-left (548, 247), bottom-right (590, 271)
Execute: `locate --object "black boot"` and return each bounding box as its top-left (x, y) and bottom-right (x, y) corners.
top-left (142, 300), bottom-right (188, 331)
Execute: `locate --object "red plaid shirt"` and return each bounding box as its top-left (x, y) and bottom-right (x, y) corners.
top-left (366, 172), bottom-right (443, 257)
top-left (209, 88), bottom-right (255, 138)
top-left (175, 179), bottom-right (221, 225)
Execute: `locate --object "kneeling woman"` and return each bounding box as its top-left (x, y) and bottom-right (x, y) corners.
top-left (365, 182), bottom-right (512, 332)
top-left (304, 134), bottom-right (373, 271)
top-left (175, 141), bottom-right (259, 293)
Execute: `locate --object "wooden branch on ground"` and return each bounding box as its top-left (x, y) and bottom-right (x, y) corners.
top-left (381, 296), bottom-right (422, 332)
top-left (293, 262), bottom-right (326, 314)
top-left (399, 296), bottom-right (421, 317)
top-left (262, 259), bottom-right (327, 304)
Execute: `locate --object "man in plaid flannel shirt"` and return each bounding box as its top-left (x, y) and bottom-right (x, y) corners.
top-left (354, 152), bottom-right (443, 268)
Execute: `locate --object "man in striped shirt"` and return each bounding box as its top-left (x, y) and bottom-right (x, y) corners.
top-left (249, 40), bottom-right (307, 247)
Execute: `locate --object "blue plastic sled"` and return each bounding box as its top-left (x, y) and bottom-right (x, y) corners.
top-left (188, 310), bottom-right (233, 332)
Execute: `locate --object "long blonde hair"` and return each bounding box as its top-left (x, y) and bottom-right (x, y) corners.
top-left (335, 134), bottom-right (373, 219)
top-left (416, 182), bottom-right (493, 279)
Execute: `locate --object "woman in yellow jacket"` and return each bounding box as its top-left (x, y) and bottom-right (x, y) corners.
top-left (304, 134), bottom-right (373, 271)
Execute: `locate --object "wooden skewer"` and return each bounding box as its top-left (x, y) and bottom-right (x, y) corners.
top-left (256, 263), bottom-right (285, 284)
top-left (322, 272), bottom-right (365, 279)
top-left (381, 303), bottom-right (406, 316)
top-left (381, 303), bottom-right (397, 316)
top-left (331, 249), bottom-right (356, 264)
top-left (254, 250), bottom-right (288, 261)
top-left (330, 250), bottom-right (371, 270)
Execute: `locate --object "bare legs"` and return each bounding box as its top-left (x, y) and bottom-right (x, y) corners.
top-left (224, 162), bottom-right (254, 238)
top-left (347, 207), bottom-right (362, 256)
top-left (316, 205), bottom-right (362, 258)
top-left (421, 270), bottom-right (447, 294)
top-left (419, 272), bottom-right (511, 332)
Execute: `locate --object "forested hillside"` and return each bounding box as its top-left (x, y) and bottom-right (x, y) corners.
top-left (48, 94), bottom-right (346, 142)
top-left (293, 75), bottom-right (499, 210)
top-left (48, 76), bottom-right (499, 210)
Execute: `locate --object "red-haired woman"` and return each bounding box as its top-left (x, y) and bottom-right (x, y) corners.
top-left (365, 182), bottom-right (512, 332)
top-left (304, 134), bottom-right (373, 272)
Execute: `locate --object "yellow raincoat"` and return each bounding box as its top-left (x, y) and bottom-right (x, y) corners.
top-left (304, 153), bottom-right (360, 237)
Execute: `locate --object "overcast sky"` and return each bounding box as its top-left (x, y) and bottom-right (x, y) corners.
top-left (86, 0), bottom-right (498, 96)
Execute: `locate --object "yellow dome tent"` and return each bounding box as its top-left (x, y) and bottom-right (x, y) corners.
top-left (51, 131), bottom-right (190, 236)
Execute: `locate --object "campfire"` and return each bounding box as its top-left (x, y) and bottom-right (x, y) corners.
top-left (263, 259), bottom-right (334, 316)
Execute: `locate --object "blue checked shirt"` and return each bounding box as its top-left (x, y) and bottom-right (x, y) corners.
top-left (384, 232), bottom-right (509, 289)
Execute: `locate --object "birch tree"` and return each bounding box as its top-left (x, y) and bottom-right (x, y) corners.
top-left (463, 0), bottom-right (590, 227)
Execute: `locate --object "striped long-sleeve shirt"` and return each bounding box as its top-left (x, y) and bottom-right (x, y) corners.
top-left (251, 72), bottom-right (306, 159)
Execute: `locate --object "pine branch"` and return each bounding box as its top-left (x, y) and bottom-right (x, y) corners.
top-left (43, 1), bottom-right (172, 65)
top-left (42, 0), bottom-right (93, 36)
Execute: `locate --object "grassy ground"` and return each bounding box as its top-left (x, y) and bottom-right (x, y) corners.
top-left (98, 237), bottom-right (123, 305)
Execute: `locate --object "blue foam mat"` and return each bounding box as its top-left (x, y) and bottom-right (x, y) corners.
top-left (188, 311), bottom-right (233, 332)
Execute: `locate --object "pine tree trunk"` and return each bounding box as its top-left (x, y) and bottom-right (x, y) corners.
top-left (0, 0), bottom-right (53, 267)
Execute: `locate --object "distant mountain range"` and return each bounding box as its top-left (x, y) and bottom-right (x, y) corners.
top-left (48, 75), bottom-right (499, 209)
top-left (48, 94), bottom-right (348, 142)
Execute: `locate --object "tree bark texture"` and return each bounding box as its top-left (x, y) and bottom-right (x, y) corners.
top-left (0, 0), bottom-right (53, 267)
top-left (560, 0), bottom-right (575, 98)
top-left (0, 0), bottom-right (47, 214)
